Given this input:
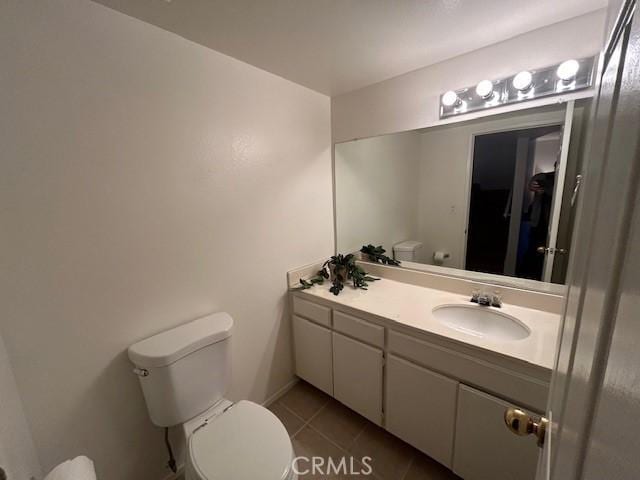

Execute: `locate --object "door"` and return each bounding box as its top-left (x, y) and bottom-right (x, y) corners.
top-left (455, 385), bottom-right (539, 480)
top-left (466, 123), bottom-right (566, 281)
top-left (385, 355), bottom-right (458, 468)
top-left (533, 1), bottom-right (640, 478)
top-left (332, 332), bottom-right (383, 424)
top-left (541, 101), bottom-right (574, 282)
top-left (292, 315), bottom-right (333, 395)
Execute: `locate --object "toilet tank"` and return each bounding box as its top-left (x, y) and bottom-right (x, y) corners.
top-left (393, 240), bottom-right (423, 262)
top-left (128, 313), bottom-right (233, 427)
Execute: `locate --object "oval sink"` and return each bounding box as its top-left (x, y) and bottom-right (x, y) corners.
top-left (432, 304), bottom-right (530, 341)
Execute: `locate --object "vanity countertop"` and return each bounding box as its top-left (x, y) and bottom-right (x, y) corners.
top-left (294, 277), bottom-right (560, 372)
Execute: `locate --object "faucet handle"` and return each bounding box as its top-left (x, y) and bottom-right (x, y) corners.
top-left (491, 291), bottom-right (503, 308)
top-left (471, 289), bottom-right (480, 303)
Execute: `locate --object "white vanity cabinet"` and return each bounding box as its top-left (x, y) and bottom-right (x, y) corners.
top-left (453, 385), bottom-right (540, 480)
top-left (385, 354), bottom-right (458, 468)
top-left (292, 315), bottom-right (333, 395)
top-left (332, 332), bottom-right (383, 424)
top-left (332, 310), bottom-right (385, 424)
top-left (291, 298), bottom-right (333, 395)
top-left (290, 292), bottom-right (550, 480)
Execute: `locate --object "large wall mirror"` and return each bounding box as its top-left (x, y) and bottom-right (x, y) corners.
top-left (335, 100), bottom-right (592, 290)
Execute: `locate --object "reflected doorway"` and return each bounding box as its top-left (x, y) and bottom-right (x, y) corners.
top-left (465, 125), bottom-right (562, 281)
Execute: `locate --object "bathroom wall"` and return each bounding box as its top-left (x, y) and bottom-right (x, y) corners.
top-left (335, 131), bottom-right (421, 255)
top-left (0, 332), bottom-right (42, 480)
top-left (331, 10), bottom-right (606, 143)
top-left (0, 1), bottom-right (333, 479)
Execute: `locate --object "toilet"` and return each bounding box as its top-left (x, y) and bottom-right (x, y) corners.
top-left (393, 240), bottom-right (423, 262)
top-left (128, 313), bottom-right (296, 480)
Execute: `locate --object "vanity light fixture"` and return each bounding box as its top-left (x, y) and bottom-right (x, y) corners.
top-left (513, 70), bottom-right (533, 91)
top-left (439, 56), bottom-right (595, 119)
top-left (475, 80), bottom-right (494, 99)
top-left (557, 59), bottom-right (580, 82)
top-left (442, 90), bottom-right (461, 107)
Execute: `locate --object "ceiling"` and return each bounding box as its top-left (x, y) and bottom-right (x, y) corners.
top-left (92, 0), bottom-right (607, 96)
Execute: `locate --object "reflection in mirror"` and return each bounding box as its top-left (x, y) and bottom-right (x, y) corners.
top-left (335, 101), bottom-right (591, 288)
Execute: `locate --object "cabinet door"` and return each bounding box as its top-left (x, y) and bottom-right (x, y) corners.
top-left (292, 315), bottom-right (333, 395)
top-left (385, 355), bottom-right (458, 468)
top-left (332, 332), bottom-right (383, 425)
top-left (453, 385), bottom-right (539, 480)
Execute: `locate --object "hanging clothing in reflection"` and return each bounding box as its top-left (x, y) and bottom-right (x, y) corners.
top-left (517, 168), bottom-right (556, 279)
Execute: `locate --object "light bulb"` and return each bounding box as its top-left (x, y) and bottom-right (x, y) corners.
top-left (442, 90), bottom-right (459, 107)
top-left (475, 80), bottom-right (494, 99)
top-left (513, 71), bottom-right (533, 91)
top-left (557, 59), bottom-right (579, 81)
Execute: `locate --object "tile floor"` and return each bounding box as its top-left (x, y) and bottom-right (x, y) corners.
top-left (269, 380), bottom-right (461, 480)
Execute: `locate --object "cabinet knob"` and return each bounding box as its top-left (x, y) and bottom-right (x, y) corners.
top-left (504, 408), bottom-right (548, 447)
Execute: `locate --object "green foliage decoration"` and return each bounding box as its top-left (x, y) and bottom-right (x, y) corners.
top-left (360, 244), bottom-right (401, 266)
top-left (295, 253), bottom-right (380, 296)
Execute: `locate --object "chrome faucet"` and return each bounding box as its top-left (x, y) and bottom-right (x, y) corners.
top-left (471, 289), bottom-right (502, 308)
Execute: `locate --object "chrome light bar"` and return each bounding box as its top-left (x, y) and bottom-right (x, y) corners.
top-left (439, 56), bottom-right (596, 119)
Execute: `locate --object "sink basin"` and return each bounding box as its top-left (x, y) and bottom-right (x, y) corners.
top-left (432, 304), bottom-right (530, 341)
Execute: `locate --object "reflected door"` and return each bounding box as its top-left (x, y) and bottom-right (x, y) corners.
top-left (465, 124), bottom-right (564, 281)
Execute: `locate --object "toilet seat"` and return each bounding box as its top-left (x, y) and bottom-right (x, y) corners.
top-left (188, 400), bottom-right (295, 480)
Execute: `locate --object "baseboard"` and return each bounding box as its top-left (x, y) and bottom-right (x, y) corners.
top-left (262, 377), bottom-right (299, 407)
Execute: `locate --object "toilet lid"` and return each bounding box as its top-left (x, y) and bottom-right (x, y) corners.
top-left (189, 400), bottom-right (293, 480)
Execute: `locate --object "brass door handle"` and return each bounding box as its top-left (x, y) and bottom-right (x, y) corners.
top-left (504, 408), bottom-right (549, 447)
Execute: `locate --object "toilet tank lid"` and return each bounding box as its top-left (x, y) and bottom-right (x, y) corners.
top-left (128, 313), bottom-right (233, 368)
top-left (393, 240), bottom-right (423, 252)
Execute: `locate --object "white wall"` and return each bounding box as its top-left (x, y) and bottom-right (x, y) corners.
top-left (335, 131), bottom-right (420, 255)
top-left (0, 333), bottom-right (42, 480)
top-left (331, 10), bottom-right (606, 143)
top-left (533, 134), bottom-right (562, 174)
top-left (0, 1), bottom-right (333, 479)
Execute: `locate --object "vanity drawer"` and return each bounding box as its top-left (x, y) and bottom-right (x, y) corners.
top-left (292, 296), bottom-right (332, 327)
top-left (387, 330), bottom-right (549, 411)
top-left (333, 310), bottom-right (384, 347)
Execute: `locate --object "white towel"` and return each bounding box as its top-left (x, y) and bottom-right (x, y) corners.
top-left (44, 456), bottom-right (96, 480)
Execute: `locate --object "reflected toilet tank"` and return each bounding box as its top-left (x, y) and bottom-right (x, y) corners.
top-left (393, 241), bottom-right (423, 262)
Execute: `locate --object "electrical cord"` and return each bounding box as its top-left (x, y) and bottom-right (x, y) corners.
top-left (164, 427), bottom-right (177, 474)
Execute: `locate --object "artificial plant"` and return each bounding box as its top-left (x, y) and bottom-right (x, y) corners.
top-left (296, 253), bottom-right (379, 296)
top-left (360, 244), bottom-right (401, 266)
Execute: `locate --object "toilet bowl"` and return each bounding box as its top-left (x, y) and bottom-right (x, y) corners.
top-left (185, 400), bottom-right (296, 480)
top-left (128, 313), bottom-right (296, 480)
